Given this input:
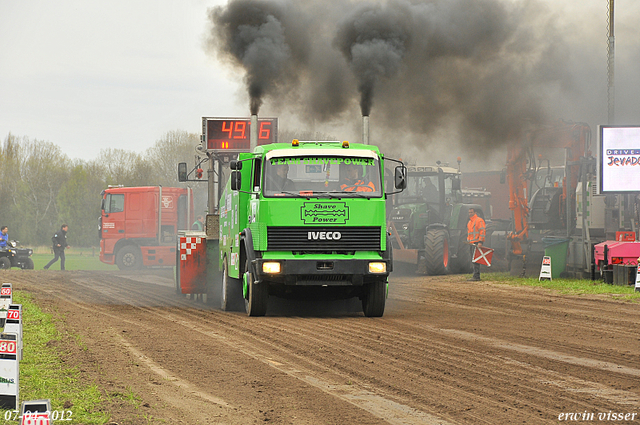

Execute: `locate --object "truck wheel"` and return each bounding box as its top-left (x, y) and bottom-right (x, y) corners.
top-left (0, 257), bottom-right (11, 269)
top-left (116, 246), bottom-right (142, 270)
top-left (221, 257), bottom-right (244, 312)
top-left (362, 279), bottom-right (386, 317)
top-left (245, 259), bottom-right (268, 317)
top-left (23, 258), bottom-right (34, 270)
top-left (424, 228), bottom-right (450, 275)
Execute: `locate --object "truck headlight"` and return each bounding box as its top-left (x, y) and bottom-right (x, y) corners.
top-left (262, 262), bottom-right (281, 274)
top-left (368, 262), bottom-right (386, 273)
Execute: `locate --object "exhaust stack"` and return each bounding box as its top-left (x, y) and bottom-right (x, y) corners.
top-left (250, 114), bottom-right (258, 151)
top-left (362, 115), bottom-right (370, 145)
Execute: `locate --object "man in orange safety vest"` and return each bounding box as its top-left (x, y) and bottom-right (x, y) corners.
top-left (339, 163), bottom-right (376, 192)
top-left (467, 207), bottom-right (486, 281)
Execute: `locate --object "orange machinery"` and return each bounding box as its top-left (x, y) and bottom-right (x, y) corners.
top-left (505, 121), bottom-right (592, 259)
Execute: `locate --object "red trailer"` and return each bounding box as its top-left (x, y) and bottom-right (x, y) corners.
top-left (99, 186), bottom-right (194, 270)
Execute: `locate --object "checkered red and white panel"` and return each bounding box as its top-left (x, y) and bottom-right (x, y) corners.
top-left (180, 237), bottom-right (203, 261)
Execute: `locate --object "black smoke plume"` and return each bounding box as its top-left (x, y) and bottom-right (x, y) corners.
top-left (207, 0), bottom-right (309, 115)
top-left (206, 0), bottom-right (626, 156)
top-left (334, 2), bottom-right (412, 116)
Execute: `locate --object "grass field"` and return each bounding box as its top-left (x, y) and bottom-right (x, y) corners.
top-left (0, 292), bottom-right (114, 424)
top-left (484, 271), bottom-right (640, 301)
top-left (28, 247), bottom-right (117, 271)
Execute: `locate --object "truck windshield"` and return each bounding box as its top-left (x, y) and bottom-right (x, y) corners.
top-left (263, 156), bottom-right (382, 198)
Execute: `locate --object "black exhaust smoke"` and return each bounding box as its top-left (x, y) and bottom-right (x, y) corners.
top-left (207, 0), bottom-right (310, 115)
top-left (334, 2), bottom-right (411, 117)
top-left (206, 0), bottom-right (591, 155)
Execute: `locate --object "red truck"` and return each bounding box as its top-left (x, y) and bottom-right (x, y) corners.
top-left (99, 186), bottom-right (194, 270)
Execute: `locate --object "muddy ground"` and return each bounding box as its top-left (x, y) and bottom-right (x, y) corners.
top-left (4, 269), bottom-right (640, 424)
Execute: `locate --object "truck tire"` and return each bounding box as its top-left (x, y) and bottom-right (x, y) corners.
top-left (450, 235), bottom-right (472, 274)
top-left (22, 258), bottom-right (34, 270)
top-left (116, 245), bottom-right (142, 270)
top-left (244, 259), bottom-right (268, 317)
top-left (0, 257), bottom-right (11, 269)
top-left (362, 279), bottom-right (386, 317)
top-left (221, 257), bottom-right (244, 312)
top-left (424, 228), bottom-right (450, 275)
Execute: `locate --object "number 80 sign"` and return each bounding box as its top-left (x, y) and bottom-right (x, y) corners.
top-left (0, 340), bottom-right (17, 355)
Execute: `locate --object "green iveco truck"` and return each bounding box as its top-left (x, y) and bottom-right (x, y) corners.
top-left (219, 139), bottom-right (406, 317)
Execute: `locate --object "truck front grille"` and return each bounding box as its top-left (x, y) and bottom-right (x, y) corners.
top-left (267, 227), bottom-right (381, 251)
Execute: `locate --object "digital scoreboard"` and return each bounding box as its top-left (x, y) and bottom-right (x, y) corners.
top-left (202, 117), bottom-right (278, 152)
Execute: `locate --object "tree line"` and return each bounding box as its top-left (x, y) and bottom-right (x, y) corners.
top-left (0, 131), bottom-right (207, 248)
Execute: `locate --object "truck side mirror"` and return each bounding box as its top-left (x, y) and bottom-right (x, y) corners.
top-left (394, 166), bottom-right (407, 190)
top-left (230, 160), bottom-right (242, 171)
top-left (230, 171), bottom-right (241, 191)
top-left (452, 177), bottom-right (461, 191)
top-left (178, 162), bottom-right (188, 182)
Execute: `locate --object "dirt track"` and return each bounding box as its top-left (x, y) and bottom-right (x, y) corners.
top-left (5, 269), bottom-right (640, 424)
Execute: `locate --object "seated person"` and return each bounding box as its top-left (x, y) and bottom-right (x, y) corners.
top-left (0, 226), bottom-right (7, 249)
top-left (266, 163), bottom-right (295, 192)
top-left (339, 163), bottom-right (376, 192)
top-left (421, 179), bottom-right (439, 201)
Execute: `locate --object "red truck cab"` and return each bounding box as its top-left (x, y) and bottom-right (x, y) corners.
top-left (100, 186), bottom-right (194, 270)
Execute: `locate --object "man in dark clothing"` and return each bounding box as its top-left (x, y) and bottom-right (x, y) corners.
top-left (266, 163), bottom-right (295, 193)
top-left (44, 224), bottom-right (69, 270)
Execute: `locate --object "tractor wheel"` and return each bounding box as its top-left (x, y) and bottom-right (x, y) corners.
top-left (424, 228), bottom-right (450, 275)
top-left (244, 259), bottom-right (268, 317)
top-left (362, 279), bottom-right (386, 317)
top-left (451, 235), bottom-right (472, 274)
top-left (115, 245), bottom-right (142, 270)
top-left (0, 257), bottom-right (11, 269)
top-left (221, 257), bottom-right (244, 312)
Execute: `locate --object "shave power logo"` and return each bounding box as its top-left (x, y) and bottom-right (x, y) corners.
top-left (301, 202), bottom-right (349, 224)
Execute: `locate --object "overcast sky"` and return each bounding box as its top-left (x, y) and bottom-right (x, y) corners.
top-left (1, 0), bottom-right (639, 164)
top-left (0, 0), bottom-right (244, 160)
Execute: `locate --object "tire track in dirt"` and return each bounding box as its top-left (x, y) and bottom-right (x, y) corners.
top-left (391, 278), bottom-right (640, 364)
top-left (28, 272), bottom-right (453, 425)
top-left (60, 273), bottom-right (622, 424)
top-left (57, 274), bottom-right (564, 423)
top-left (10, 271), bottom-right (640, 424)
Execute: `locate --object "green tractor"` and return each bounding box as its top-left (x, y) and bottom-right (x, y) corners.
top-left (387, 163), bottom-right (486, 275)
